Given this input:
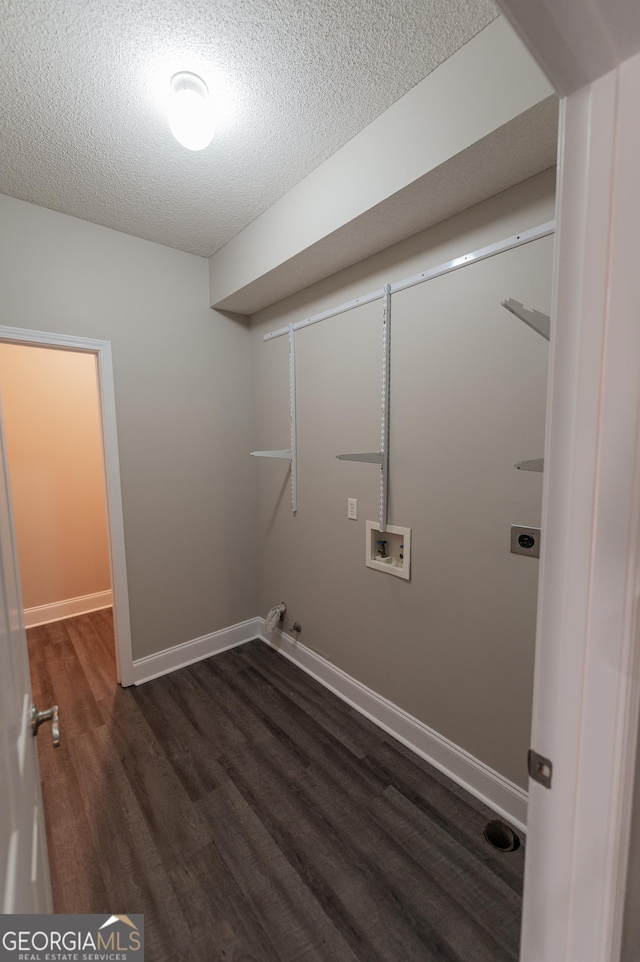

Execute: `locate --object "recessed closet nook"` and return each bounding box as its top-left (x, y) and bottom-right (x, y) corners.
top-left (1, 15), bottom-right (558, 812)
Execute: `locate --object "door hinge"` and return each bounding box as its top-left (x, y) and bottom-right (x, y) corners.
top-left (528, 748), bottom-right (552, 788)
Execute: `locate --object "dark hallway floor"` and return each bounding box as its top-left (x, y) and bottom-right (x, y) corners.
top-left (28, 611), bottom-right (524, 961)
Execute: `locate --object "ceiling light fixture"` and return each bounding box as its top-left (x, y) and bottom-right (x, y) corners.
top-left (167, 72), bottom-right (215, 151)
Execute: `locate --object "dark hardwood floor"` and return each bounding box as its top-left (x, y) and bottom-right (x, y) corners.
top-left (28, 611), bottom-right (524, 962)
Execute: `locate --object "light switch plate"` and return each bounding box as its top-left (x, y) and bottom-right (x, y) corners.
top-left (347, 498), bottom-right (358, 520)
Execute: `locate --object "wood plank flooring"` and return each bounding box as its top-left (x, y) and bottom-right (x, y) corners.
top-left (28, 611), bottom-right (524, 962)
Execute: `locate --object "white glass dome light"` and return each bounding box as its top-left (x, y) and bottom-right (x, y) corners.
top-left (168, 72), bottom-right (215, 151)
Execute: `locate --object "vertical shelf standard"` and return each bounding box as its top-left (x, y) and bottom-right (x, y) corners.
top-left (251, 324), bottom-right (298, 513)
top-left (337, 284), bottom-right (391, 532)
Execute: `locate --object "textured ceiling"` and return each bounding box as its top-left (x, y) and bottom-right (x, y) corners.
top-left (0, 0), bottom-right (498, 257)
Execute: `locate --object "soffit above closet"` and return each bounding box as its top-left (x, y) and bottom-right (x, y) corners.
top-left (0, 0), bottom-right (498, 258)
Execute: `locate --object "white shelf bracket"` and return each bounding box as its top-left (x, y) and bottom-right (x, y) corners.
top-left (502, 298), bottom-right (551, 340)
top-left (514, 458), bottom-right (545, 472)
top-left (336, 452), bottom-right (383, 464)
top-left (250, 450), bottom-right (292, 459)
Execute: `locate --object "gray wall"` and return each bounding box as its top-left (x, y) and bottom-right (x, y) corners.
top-left (0, 194), bottom-right (258, 660)
top-left (250, 168), bottom-right (555, 788)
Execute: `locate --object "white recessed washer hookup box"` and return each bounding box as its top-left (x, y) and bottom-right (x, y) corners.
top-left (366, 521), bottom-right (411, 580)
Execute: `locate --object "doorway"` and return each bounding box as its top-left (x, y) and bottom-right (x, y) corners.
top-left (0, 326), bottom-right (133, 686)
top-left (0, 344), bottom-right (111, 624)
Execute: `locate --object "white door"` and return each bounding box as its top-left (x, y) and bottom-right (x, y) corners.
top-left (520, 60), bottom-right (640, 961)
top-left (0, 390), bottom-right (53, 913)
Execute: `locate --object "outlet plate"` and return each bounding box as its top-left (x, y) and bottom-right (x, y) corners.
top-left (347, 498), bottom-right (358, 520)
top-left (511, 524), bottom-right (541, 558)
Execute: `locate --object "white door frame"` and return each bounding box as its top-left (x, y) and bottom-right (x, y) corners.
top-left (0, 326), bottom-right (134, 687)
top-left (520, 55), bottom-right (640, 961)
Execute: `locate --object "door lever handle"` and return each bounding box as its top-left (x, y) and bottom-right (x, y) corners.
top-left (31, 704), bottom-right (61, 747)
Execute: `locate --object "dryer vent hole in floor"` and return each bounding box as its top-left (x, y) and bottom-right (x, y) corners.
top-left (483, 820), bottom-right (521, 852)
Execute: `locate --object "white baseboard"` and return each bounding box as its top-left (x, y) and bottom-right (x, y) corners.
top-left (24, 590), bottom-right (113, 628)
top-left (258, 619), bottom-right (528, 833)
top-left (132, 617), bottom-right (262, 685)
top-left (129, 611), bottom-right (528, 830)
